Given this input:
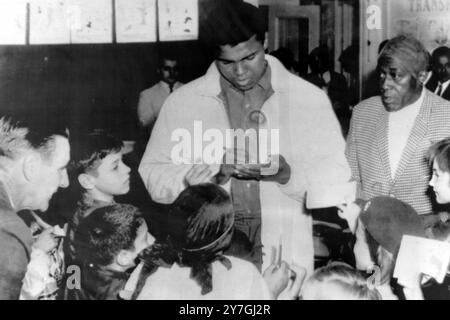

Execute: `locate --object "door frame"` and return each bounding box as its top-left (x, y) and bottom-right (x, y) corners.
top-left (268, 5), bottom-right (320, 55)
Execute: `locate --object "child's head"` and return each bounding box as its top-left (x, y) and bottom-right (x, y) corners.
top-left (70, 131), bottom-right (130, 202)
top-left (428, 138), bottom-right (450, 204)
top-left (168, 183), bottom-right (234, 253)
top-left (301, 262), bottom-right (381, 300)
top-left (74, 204), bottom-right (155, 270)
top-left (360, 196), bottom-right (426, 284)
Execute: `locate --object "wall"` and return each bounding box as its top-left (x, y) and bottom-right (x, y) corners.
top-left (0, 40), bottom-right (212, 140)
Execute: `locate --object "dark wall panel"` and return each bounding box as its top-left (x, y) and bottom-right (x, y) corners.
top-left (0, 41), bottom-right (212, 140)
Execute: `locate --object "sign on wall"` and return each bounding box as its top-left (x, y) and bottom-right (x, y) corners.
top-left (0, 0), bottom-right (27, 45)
top-left (115, 0), bottom-right (157, 43)
top-left (390, 0), bottom-right (450, 52)
top-left (158, 0), bottom-right (198, 41)
top-left (30, 0), bottom-right (113, 44)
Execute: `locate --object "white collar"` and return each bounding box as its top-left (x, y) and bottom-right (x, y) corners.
top-left (438, 78), bottom-right (450, 88)
top-left (390, 87), bottom-right (425, 115)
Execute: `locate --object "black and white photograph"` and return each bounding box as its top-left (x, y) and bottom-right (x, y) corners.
top-left (1, 0), bottom-right (450, 306)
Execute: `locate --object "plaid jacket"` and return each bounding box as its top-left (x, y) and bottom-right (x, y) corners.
top-left (346, 89), bottom-right (450, 215)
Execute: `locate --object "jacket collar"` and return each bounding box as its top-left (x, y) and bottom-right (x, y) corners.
top-left (376, 88), bottom-right (432, 185)
top-left (196, 55), bottom-right (289, 97)
top-left (0, 179), bottom-right (14, 211)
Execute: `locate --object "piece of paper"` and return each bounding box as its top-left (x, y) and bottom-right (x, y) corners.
top-left (306, 181), bottom-right (356, 209)
top-left (68, 0), bottom-right (113, 44)
top-left (0, 0), bottom-right (27, 45)
top-left (115, 0), bottom-right (156, 43)
top-left (158, 0), bottom-right (198, 41)
top-left (394, 235), bottom-right (450, 286)
top-left (29, 0), bottom-right (71, 44)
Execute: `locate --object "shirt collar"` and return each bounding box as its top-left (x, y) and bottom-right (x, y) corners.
top-left (439, 79), bottom-right (450, 88)
top-left (409, 86), bottom-right (426, 110)
top-left (394, 87), bottom-right (425, 113)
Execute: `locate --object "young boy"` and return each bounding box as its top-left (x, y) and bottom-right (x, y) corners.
top-left (64, 131), bottom-right (131, 265)
top-left (67, 204), bottom-right (155, 299)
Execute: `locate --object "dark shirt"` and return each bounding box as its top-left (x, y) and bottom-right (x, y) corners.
top-left (218, 63), bottom-right (274, 221)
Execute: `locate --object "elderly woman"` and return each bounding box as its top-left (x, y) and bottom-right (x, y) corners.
top-left (125, 183), bottom-right (301, 300)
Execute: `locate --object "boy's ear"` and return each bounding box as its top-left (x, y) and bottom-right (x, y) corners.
top-left (116, 249), bottom-right (133, 267)
top-left (78, 173), bottom-right (95, 190)
top-left (22, 153), bottom-right (41, 182)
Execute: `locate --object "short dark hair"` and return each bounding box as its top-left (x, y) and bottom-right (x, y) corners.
top-left (0, 116), bottom-right (68, 162)
top-left (431, 46), bottom-right (450, 67)
top-left (74, 204), bottom-right (144, 266)
top-left (202, 0), bottom-right (266, 55)
top-left (70, 131), bottom-right (123, 176)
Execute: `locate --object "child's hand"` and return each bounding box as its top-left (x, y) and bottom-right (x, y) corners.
top-left (277, 264), bottom-right (307, 300)
top-left (336, 200), bottom-right (361, 233)
top-left (263, 261), bottom-right (290, 299)
top-left (32, 227), bottom-right (58, 254)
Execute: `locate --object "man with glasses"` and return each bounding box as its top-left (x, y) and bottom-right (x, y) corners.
top-left (426, 46), bottom-right (450, 101)
top-left (137, 55), bottom-right (183, 130)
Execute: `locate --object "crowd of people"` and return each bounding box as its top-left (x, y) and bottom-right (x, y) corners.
top-left (2, 0), bottom-right (450, 300)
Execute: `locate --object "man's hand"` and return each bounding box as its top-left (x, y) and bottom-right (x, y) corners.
top-left (184, 164), bottom-right (215, 186)
top-left (259, 154), bottom-right (291, 185)
top-left (32, 227), bottom-right (58, 254)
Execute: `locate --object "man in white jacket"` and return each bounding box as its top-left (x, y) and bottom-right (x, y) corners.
top-left (139, 1), bottom-right (352, 275)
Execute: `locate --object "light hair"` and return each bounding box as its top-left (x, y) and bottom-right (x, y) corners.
top-left (0, 116), bottom-right (68, 170)
top-left (303, 262), bottom-right (381, 300)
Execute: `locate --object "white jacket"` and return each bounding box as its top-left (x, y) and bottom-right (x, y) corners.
top-left (139, 55), bottom-right (352, 274)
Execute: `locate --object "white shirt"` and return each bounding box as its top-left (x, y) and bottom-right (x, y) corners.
top-left (388, 89), bottom-right (425, 179)
top-left (136, 256), bottom-right (271, 300)
top-left (434, 79), bottom-right (450, 96)
top-left (137, 81), bottom-right (183, 128)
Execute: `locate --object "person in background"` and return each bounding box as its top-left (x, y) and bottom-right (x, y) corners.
top-left (0, 116), bottom-right (70, 299)
top-left (269, 47), bottom-right (299, 75)
top-left (426, 46), bottom-right (450, 100)
top-left (137, 55), bottom-right (183, 131)
top-left (305, 45), bottom-right (350, 135)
